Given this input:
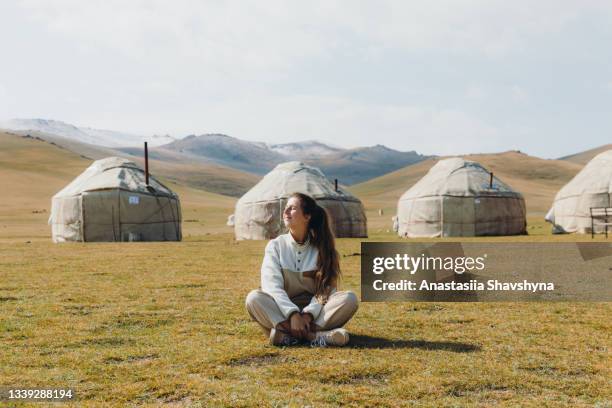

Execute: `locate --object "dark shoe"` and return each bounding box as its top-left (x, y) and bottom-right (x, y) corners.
top-left (269, 328), bottom-right (300, 346)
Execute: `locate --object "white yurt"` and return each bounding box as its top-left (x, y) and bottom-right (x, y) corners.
top-left (545, 150), bottom-right (612, 233)
top-left (397, 158), bottom-right (526, 237)
top-left (234, 161), bottom-right (367, 240)
top-left (49, 157), bottom-right (182, 242)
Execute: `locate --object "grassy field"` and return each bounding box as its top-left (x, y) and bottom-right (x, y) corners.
top-left (1, 132), bottom-right (611, 406)
top-left (1, 231), bottom-right (611, 407)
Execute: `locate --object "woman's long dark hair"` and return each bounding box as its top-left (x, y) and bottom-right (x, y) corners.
top-left (290, 193), bottom-right (340, 302)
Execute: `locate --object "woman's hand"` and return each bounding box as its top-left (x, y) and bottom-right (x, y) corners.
top-left (301, 312), bottom-right (314, 331)
top-left (301, 313), bottom-right (316, 340)
top-left (289, 312), bottom-right (309, 339)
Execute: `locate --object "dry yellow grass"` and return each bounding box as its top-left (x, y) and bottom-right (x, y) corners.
top-left (1, 133), bottom-right (610, 406)
top-left (1, 236), bottom-right (610, 406)
top-left (560, 144), bottom-right (612, 165)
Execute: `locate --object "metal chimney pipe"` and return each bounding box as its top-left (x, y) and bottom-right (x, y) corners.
top-left (144, 142), bottom-right (149, 186)
top-left (334, 179), bottom-right (338, 192)
top-left (489, 172), bottom-right (493, 188)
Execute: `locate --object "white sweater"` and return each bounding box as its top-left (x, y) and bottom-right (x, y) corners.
top-left (261, 233), bottom-right (328, 319)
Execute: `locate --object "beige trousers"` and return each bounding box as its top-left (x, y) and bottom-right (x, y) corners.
top-left (246, 289), bottom-right (359, 334)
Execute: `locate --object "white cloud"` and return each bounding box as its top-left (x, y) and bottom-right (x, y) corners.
top-left (76, 91), bottom-right (502, 155)
top-left (0, 83), bottom-right (8, 116)
top-left (466, 84), bottom-right (488, 100)
top-left (17, 0), bottom-right (333, 75)
top-left (510, 85), bottom-right (529, 102)
top-left (189, 93), bottom-right (504, 156)
top-left (4, 0), bottom-right (612, 158)
top-left (17, 0), bottom-right (612, 68)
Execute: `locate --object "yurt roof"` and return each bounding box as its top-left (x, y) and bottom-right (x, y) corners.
top-left (553, 150), bottom-right (612, 200)
top-left (54, 157), bottom-right (176, 198)
top-left (238, 161), bottom-right (361, 204)
top-left (400, 158), bottom-right (522, 200)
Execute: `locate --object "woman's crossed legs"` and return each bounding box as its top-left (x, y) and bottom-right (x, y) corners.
top-left (245, 289), bottom-right (358, 342)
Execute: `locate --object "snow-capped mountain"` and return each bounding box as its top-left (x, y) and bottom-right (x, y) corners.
top-left (0, 118), bottom-right (175, 147)
top-left (158, 134), bottom-right (430, 183)
top-left (160, 133), bottom-right (286, 174)
top-left (268, 140), bottom-right (343, 158)
top-left (1, 118), bottom-right (431, 184)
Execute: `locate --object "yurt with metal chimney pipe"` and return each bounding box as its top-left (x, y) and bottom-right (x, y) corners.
top-left (234, 161), bottom-right (367, 240)
top-left (397, 158), bottom-right (526, 237)
top-left (49, 157), bottom-right (182, 242)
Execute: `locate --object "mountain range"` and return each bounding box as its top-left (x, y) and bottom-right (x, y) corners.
top-left (0, 118), bottom-right (176, 147)
top-left (2, 118), bottom-right (608, 199)
top-left (152, 133), bottom-right (429, 184)
top-left (1, 118), bottom-right (430, 185)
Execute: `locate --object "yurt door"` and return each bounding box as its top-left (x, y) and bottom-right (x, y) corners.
top-left (442, 196), bottom-right (476, 237)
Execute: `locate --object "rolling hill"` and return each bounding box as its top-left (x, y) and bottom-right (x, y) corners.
top-left (350, 151), bottom-right (584, 223)
top-left (558, 144), bottom-right (612, 165)
top-left (5, 130), bottom-right (259, 197)
top-left (0, 131), bottom-right (237, 240)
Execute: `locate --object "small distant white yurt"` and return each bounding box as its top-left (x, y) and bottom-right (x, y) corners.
top-left (397, 158), bottom-right (526, 237)
top-left (234, 161), bottom-right (367, 240)
top-left (545, 150), bottom-right (612, 234)
top-left (50, 157), bottom-right (182, 242)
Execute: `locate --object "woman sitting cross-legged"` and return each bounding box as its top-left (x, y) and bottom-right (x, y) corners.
top-left (245, 192), bottom-right (359, 347)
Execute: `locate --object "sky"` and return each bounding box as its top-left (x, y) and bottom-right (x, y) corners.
top-left (1, 0), bottom-right (611, 158)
